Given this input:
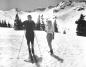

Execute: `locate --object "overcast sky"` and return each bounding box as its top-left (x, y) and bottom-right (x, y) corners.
top-left (0, 0), bottom-right (66, 11)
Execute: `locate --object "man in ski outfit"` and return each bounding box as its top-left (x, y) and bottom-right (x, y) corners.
top-left (22, 15), bottom-right (35, 63)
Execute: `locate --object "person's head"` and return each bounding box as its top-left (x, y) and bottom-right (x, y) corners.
top-left (47, 20), bottom-right (52, 27)
top-left (27, 15), bottom-right (32, 21)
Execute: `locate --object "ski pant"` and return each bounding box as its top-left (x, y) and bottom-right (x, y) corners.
top-left (25, 32), bottom-right (34, 59)
top-left (47, 33), bottom-right (53, 51)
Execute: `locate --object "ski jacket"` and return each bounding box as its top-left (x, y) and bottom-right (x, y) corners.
top-left (22, 20), bottom-right (35, 33)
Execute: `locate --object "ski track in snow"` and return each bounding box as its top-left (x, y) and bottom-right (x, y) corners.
top-left (0, 28), bottom-right (86, 67)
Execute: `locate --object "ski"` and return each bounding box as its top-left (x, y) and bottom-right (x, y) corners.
top-left (51, 54), bottom-right (64, 63)
top-left (24, 59), bottom-right (34, 63)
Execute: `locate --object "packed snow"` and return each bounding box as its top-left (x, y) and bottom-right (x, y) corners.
top-left (0, 27), bottom-right (86, 67)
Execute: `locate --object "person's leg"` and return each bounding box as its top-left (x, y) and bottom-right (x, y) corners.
top-left (47, 33), bottom-right (53, 55)
top-left (48, 40), bottom-right (53, 55)
top-left (31, 32), bottom-right (35, 55)
top-left (30, 33), bottom-right (38, 63)
top-left (26, 34), bottom-right (33, 61)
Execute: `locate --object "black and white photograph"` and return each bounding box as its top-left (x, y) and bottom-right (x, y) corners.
top-left (0, 0), bottom-right (86, 67)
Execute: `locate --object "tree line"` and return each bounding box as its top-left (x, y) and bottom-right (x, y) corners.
top-left (14, 14), bottom-right (46, 30)
top-left (14, 13), bottom-right (58, 32)
top-left (0, 20), bottom-right (11, 28)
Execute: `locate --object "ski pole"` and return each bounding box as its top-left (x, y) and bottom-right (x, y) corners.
top-left (17, 32), bottom-right (25, 59)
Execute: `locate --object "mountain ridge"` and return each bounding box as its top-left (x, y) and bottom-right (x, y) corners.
top-left (0, 1), bottom-right (86, 27)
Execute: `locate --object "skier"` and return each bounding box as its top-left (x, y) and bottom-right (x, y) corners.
top-left (45, 20), bottom-right (54, 55)
top-left (45, 20), bottom-right (64, 63)
top-left (22, 15), bottom-right (36, 63)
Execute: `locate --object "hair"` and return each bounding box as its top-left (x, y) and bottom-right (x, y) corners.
top-left (27, 15), bottom-right (32, 18)
top-left (47, 20), bottom-right (52, 29)
top-left (47, 20), bottom-right (52, 25)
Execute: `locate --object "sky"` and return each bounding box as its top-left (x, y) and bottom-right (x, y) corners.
top-left (0, 0), bottom-right (63, 11)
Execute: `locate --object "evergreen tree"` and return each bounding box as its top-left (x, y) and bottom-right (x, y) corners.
top-left (0, 21), bottom-right (1, 27)
top-left (54, 20), bottom-right (58, 32)
top-left (8, 23), bottom-right (11, 28)
top-left (36, 15), bottom-right (41, 30)
top-left (53, 16), bottom-right (58, 32)
top-left (14, 13), bottom-right (23, 30)
top-left (40, 20), bottom-right (45, 31)
top-left (1, 20), bottom-right (4, 27)
top-left (75, 14), bottom-right (86, 36)
top-left (40, 15), bottom-right (45, 31)
top-left (3, 20), bottom-right (7, 27)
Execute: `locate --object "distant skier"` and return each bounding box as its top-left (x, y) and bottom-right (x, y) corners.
top-left (45, 20), bottom-right (54, 55)
top-left (22, 15), bottom-right (36, 63)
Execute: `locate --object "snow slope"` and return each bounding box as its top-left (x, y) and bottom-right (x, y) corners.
top-left (0, 27), bottom-right (86, 67)
top-left (27, 1), bottom-right (86, 35)
top-left (1, 1), bottom-right (86, 67)
top-left (52, 2), bottom-right (86, 34)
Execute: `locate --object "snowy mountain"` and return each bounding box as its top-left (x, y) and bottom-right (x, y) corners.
top-left (41, 1), bottom-right (86, 34)
top-left (0, 8), bottom-right (42, 26)
top-left (0, 1), bottom-right (86, 29)
top-left (0, 9), bottom-right (17, 27)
